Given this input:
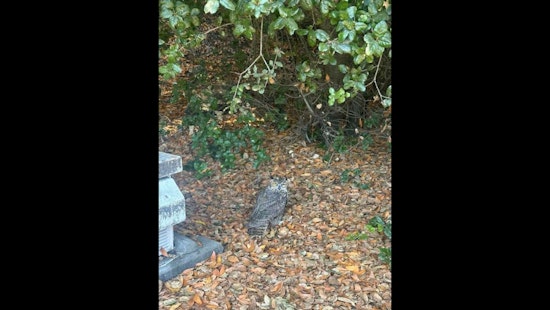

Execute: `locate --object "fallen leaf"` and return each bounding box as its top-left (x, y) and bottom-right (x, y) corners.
top-left (169, 303), bottom-right (181, 310)
top-left (193, 293), bottom-right (203, 305)
top-left (337, 296), bottom-right (356, 306)
top-left (244, 241), bottom-right (255, 253)
top-left (345, 264), bottom-right (360, 272)
top-left (270, 281), bottom-right (283, 293)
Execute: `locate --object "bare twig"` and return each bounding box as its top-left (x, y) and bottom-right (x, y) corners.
top-left (203, 23), bottom-right (233, 35)
top-left (365, 54), bottom-right (390, 100)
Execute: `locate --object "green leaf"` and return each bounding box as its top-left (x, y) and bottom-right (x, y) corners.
top-left (338, 64), bottom-right (348, 73)
top-left (377, 32), bottom-right (391, 48)
top-left (368, 216), bottom-right (385, 227)
top-left (367, 1), bottom-right (378, 14)
top-left (278, 6), bottom-right (288, 18)
top-left (315, 29), bottom-right (330, 42)
top-left (168, 16), bottom-right (180, 28)
top-left (333, 43), bottom-right (351, 54)
top-left (296, 29), bottom-right (309, 36)
top-left (307, 29), bottom-right (317, 46)
top-left (342, 20), bottom-right (354, 31)
top-left (320, 0), bottom-right (332, 14)
top-left (357, 11), bottom-right (371, 23)
top-left (204, 0), bottom-right (220, 14)
top-left (318, 42), bottom-right (329, 52)
top-left (383, 223), bottom-right (391, 239)
top-left (338, 29), bottom-right (348, 41)
top-left (354, 22), bottom-right (368, 32)
top-left (191, 8), bottom-right (201, 16)
top-left (363, 33), bottom-right (375, 45)
top-left (355, 81), bottom-right (366, 92)
top-left (219, 0), bottom-right (235, 11)
top-left (171, 64), bottom-right (182, 73)
top-left (373, 20), bottom-right (388, 38)
top-left (301, 0), bottom-right (313, 10)
top-left (233, 23), bottom-right (246, 36)
top-left (346, 6), bottom-right (357, 19)
top-left (285, 18), bottom-right (299, 35)
top-left (353, 53), bottom-right (365, 65)
top-left (366, 41), bottom-right (384, 57)
top-left (160, 9), bottom-right (173, 19)
top-left (348, 30), bottom-right (356, 41)
top-left (271, 17), bottom-right (286, 31)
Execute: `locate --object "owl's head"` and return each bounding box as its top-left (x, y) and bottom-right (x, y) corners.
top-left (268, 176), bottom-right (288, 191)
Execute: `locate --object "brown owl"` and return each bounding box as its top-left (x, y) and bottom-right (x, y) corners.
top-left (246, 176), bottom-right (289, 236)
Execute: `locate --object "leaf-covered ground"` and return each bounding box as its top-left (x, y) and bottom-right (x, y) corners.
top-left (158, 110), bottom-right (391, 309)
top-left (159, 19), bottom-right (391, 308)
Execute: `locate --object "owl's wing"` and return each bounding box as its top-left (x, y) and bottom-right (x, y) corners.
top-left (248, 188), bottom-right (268, 220)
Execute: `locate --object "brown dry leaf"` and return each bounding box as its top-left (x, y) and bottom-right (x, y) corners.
top-left (345, 264), bottom-right (360, 273)
top-left (270, 281), bottom-right (283, 293)
top-left (210, 280), bottom-right (220, 290)
top-left (227, 255), bottom-right (239, 263)
top-left (237, 294), bottom-right (251, 305)
top-left (193, 293), bottom-right (203, 305)
top-left (218, 264), bottom-right (226, 276)
top-left (251, 267), bottom-right (266, 274)
top-left (268, 247), bottom-right (283, 255)
top-left (316, 232), bottom-right (323, 241)
top-left (169, 303), bottom-right (181, 310)
top-left (165, 280), bottom-right (182, 293)
top-left (205, 302), bottom-right (220, 309)
top-left (160, 247), bottom-right (169, 257)
top-left (243, 241), bottom-right (255, 253)
top-left (337, 297), bottom-right (356, 306)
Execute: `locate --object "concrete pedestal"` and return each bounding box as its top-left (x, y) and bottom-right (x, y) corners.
top-left (158, 152), bottom-right (223, 281)
top-left (159, 234), bottom-right (224, 281)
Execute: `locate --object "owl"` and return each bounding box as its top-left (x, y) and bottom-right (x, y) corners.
top-left (246, 176), bottom-right (289, 236)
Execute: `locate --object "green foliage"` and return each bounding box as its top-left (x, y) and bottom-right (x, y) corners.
top-left (159, 0), bottom-right (203, 79)
top-left (182, 101), bottom-right (270, 175)
top-left (193, 160), bottom-right (213, 179)
top-left (159, 0), bottom-right (392, 109)
top-left (159, 0), bottom-right (391, 168)
top-left (346, 215), bottom-right (391, 267)
top-left (378, 247), bottom-right (391, 267)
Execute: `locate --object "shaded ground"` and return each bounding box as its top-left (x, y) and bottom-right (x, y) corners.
top-left (158, 20), bottom-right (391, 309)
top-left (158, 112), bottom-right (391, 309)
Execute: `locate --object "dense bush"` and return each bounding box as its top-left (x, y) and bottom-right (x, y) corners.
top-left (160, 0), bottom-right (391, 170)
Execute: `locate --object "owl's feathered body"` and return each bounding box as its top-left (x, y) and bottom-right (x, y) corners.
top-left (247, 177), bottom-right (289, 236)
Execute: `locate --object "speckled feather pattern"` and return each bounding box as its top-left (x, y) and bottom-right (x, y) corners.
top-left (247, 177), bottom-right (288, 236)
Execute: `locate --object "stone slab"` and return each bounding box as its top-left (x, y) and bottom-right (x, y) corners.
top-left (159, 177), bottom-right (186, 229)
top-left (159, 152), bottom-right (182, 179)
top-left (159, 234), bottom-right (224, 281)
